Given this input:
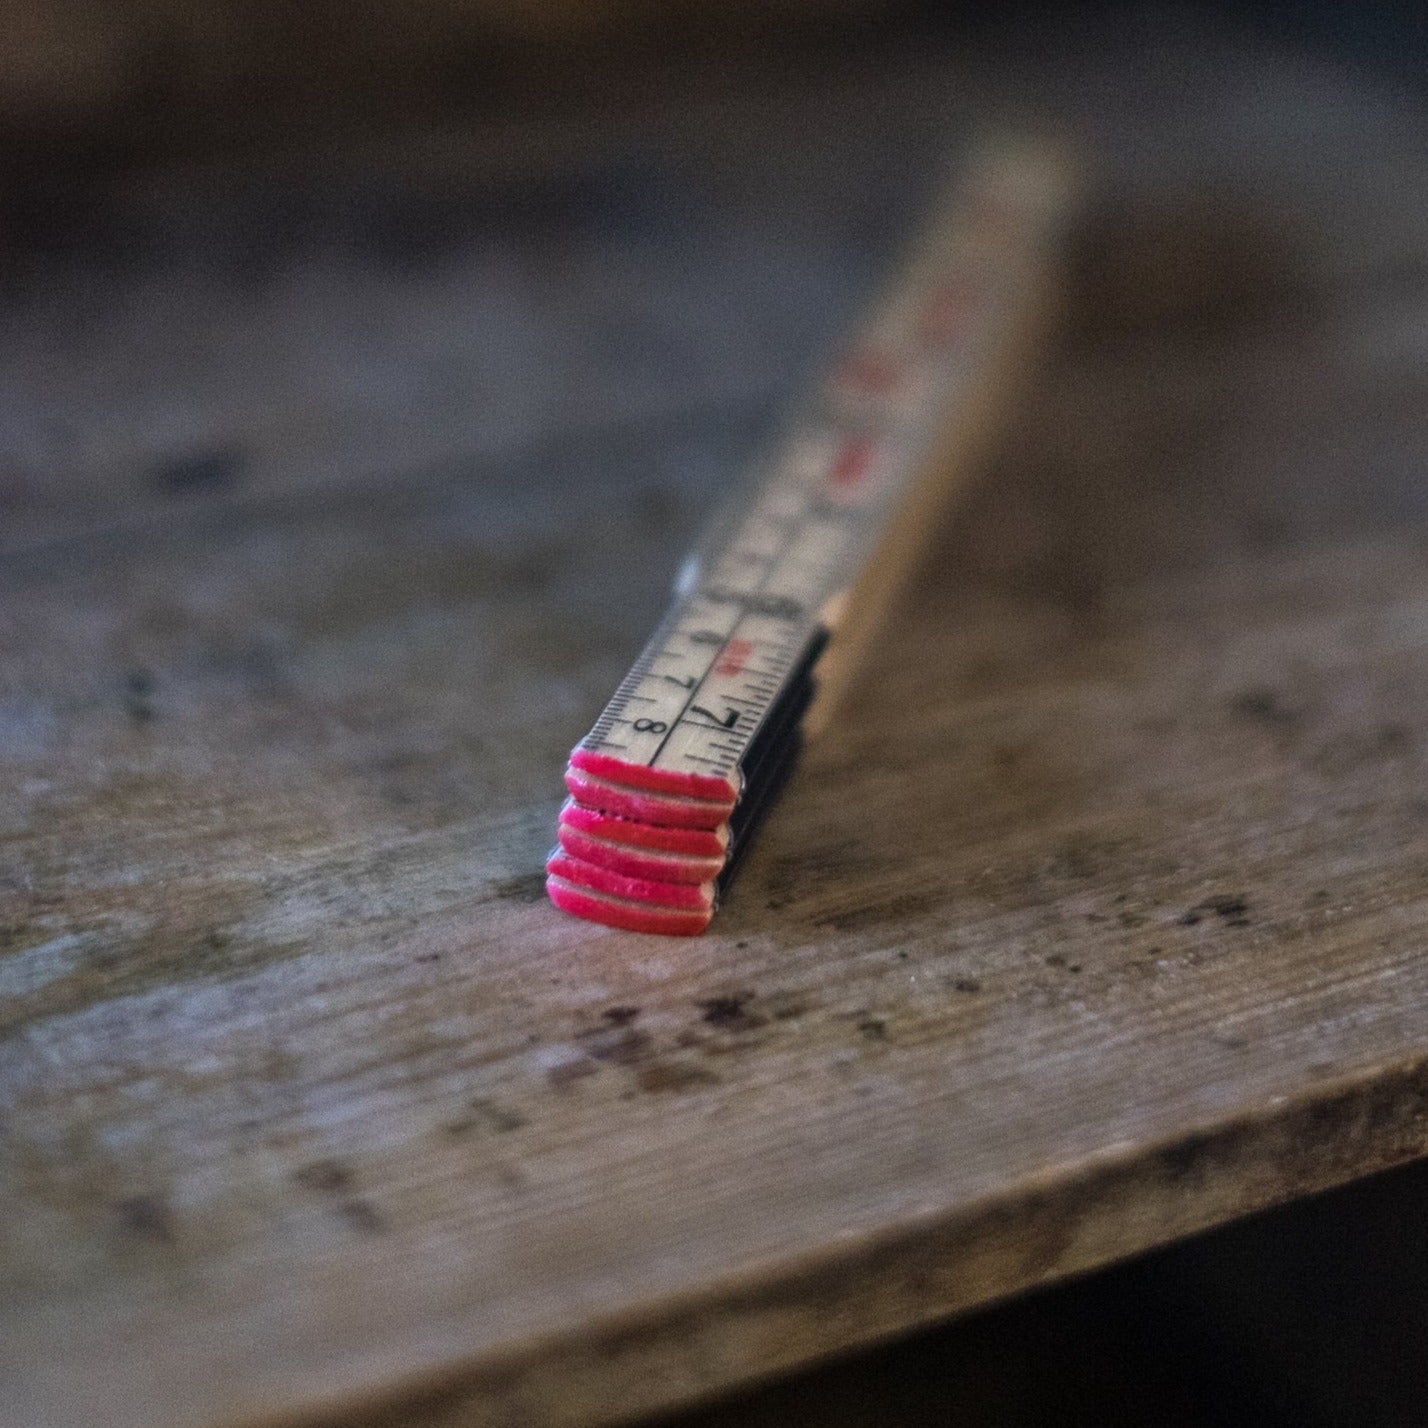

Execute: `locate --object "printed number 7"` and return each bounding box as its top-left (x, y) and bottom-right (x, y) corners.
top-left (690, 705), bottom-right (738, 729)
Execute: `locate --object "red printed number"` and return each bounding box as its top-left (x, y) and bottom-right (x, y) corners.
top-left (827, 438), bottom-right (876, 499)
top-left (715, 639), bottom-right (753, 677)
top-left (920, 281), bottom-right (974, 343)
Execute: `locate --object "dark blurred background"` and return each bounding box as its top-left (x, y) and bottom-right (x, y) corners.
top-left (3, 2), bottom-right (1425, 1425)
top-left (1, 1), bottom-right (1424, 154)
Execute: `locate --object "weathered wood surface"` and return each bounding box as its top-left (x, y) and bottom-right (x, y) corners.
top-left (4, 26), bottom-right (1428, 1428)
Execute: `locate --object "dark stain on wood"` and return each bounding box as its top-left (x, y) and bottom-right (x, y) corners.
top-left (635, 1061), bottom-right (720, 1095)
top-left (293, 1160), bottom-right (355, 1195)
top-left (293, 1162), bottom-right (387, 1234)
top-left (147, 446), bottom-right (246, 495)
top-left (817, 887), bottom-right (939, 933)
top-left (1230, 688), bottom-right (1299, 727)
top-left (123, 669), bottom-right (157, 722)
top-left (114, 1194), bottom-right (176, 1244)
top-left (339, 1199), bottom-right (389, 1236)
top-left (696, 996), bottom-right (766, 1033)
top-left (1178, 895), bottom-right (1252, 929)
top-left (575, 1023), bottom-right (652, 1066)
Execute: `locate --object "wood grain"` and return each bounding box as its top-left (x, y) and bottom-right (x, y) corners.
top-left (3, 25), bottom-right (1428, 1428)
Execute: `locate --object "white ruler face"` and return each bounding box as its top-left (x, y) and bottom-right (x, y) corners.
top-left (580, 139), bottom-right (1070, 792)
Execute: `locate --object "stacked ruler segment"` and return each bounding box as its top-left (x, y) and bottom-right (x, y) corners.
top-left (549, 136), bottom-right (1076, 934)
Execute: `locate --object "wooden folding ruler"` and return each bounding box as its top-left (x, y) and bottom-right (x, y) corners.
top-left (548, 136), bottom-right (1076, 933)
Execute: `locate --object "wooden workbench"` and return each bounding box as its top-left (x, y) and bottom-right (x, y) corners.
top-left (3, 22), bottom-right (1427, 1428)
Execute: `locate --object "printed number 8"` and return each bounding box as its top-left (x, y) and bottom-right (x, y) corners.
top-left (633, 718), bottom-right (667, 733)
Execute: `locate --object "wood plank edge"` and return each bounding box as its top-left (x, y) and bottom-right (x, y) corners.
top-left (267, 1054), bottom-right (1428, 1428)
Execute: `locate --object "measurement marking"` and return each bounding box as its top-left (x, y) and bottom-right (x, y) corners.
top-left (648, 510), bottom-right (812, 768)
